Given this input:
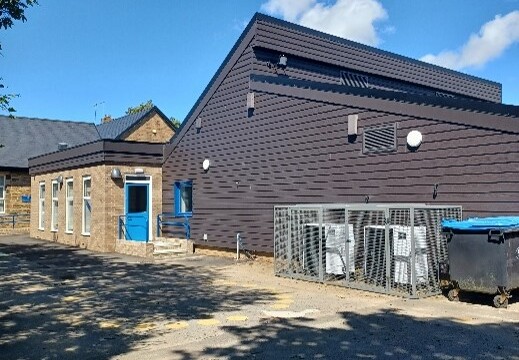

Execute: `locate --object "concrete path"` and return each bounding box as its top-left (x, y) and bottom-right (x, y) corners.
top-left (1, 235), bottom-right (518, 359)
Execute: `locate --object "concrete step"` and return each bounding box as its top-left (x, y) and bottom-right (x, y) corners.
top-left (153, 241), bottom-right (182, 249)
top-left (153, 248), bottom-right (186, 257)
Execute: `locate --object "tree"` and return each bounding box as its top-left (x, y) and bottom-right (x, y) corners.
top-left (169, 117), bottom-right (181, 130)
top-left (1, 0), bottom-right (38, 116)
top-left (126, 99), bottom-right (153, 115)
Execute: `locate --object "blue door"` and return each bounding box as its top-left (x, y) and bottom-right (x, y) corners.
top-left (125, 183), bottom-right (149, 241)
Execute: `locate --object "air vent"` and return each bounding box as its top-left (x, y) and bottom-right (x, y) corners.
top-left (341, 71), bottom-right (369, 88)
top-left (363, 124), bottom-right (397, 154)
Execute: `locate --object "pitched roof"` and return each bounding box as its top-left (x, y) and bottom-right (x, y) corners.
top-left (249, 74), bottom-right (519, 134)
top-left (164, 13), bottom-right (506, 160)
top-left (96, 106), bottom-right (173, 140)
top-left (0, 116), bottom-right (99, 169)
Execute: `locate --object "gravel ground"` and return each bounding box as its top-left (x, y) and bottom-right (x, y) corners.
top-left (1, 235), bottom-right (518, 360)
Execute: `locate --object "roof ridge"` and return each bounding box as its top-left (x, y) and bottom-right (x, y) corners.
top-left (0, 115), bottom-right (95, 126)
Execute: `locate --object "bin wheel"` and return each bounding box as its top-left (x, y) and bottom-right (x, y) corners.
top-left (493, 295), bottom-right (508, 309)
top-left (447, 288), bottom-right (459, 302)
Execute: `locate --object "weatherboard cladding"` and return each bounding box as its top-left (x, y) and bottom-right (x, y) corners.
top-left (252, 15), bottom-right (501, 102)
top-left (162, 14), bottom-right (517, 252)
top-left (0, 116), bottom-right (99, 169)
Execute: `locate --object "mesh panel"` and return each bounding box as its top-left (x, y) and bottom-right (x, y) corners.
top-left (273, 204), bottom-right (462, 298)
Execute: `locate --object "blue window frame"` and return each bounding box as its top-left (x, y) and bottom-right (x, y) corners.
top-left (174, 181), bottom-right (193, 217)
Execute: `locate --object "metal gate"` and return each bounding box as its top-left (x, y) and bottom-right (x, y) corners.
top-left (274, 204), bottom-right (462, 298)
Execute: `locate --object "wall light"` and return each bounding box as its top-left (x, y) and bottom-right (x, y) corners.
top-left (111, 168), bottom-right (122, 180)
top-left (407, 130), bottom-right (423, 148)
top-left (202, 159), bottom-right (210, 171)
top-left (56, 175), bottom-right (64, 184)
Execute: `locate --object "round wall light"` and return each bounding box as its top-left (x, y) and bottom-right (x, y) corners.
top-left (202, 159), bottom-right (211, 171)
top-left (406, 130), bottom-right (423, 148)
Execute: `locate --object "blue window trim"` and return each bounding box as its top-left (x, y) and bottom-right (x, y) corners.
top-left (174, 180), bottom-right (193, 217)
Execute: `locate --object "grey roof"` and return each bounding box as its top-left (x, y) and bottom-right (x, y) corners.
top-left (95, 106), bottom-right (173, 140)
top-left (96, 108), bottom-right (149, 140)
top-left (0, 116), bottom-right (100, 169)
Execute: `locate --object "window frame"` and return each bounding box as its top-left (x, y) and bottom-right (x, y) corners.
top-left (51, 180), bottom-right (59, 232)
top-left (65, 178), bottom-right (74, 233)
top-left (82, 176), bottom-right (91, 236)
top-left (38, 182), bottom-right (45, 230)
top-left (174, 180), bottom-right (193, 217)
top-left (0, 175), bottom-right (5, 214)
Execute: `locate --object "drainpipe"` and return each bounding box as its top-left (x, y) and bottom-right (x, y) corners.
top-left (236, 233), bottom-right (241, 260)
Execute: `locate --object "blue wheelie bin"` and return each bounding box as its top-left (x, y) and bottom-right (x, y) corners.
top-left (441, 216), bottom-right (519, 308)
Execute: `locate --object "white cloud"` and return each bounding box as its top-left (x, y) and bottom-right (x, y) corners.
top-left (261, 0), bottom-right (388, 46)
top-left (421, 10), bottom-right (519, 70)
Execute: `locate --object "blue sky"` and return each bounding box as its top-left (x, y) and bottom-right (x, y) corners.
top-left (1, 0), bottom-right (518, 123)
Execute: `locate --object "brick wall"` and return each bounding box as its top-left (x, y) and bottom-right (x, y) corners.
top-left (123, 113), bottom-right (175, 143)
top-left (0, 170), bottom-right (30, 235)
top-left (30, 164), bottom-right (162, 254)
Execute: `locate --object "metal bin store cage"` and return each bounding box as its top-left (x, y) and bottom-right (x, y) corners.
top-left (274, 204), bottom-right (462, 298)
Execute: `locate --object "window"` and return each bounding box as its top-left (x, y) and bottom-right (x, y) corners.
top-left (0, 175), bottom-right (5, 214)
top-left (38, 182), bottom-right (45, 229)
top-left (363, 123), bottom-right (397, 154)
top-left (65, 179), bottom-right (73, 233)
top-left (174, 181), bottom-right (192, 216)
top-left (82, 177), bottom-right (91, 235)
top-left (51, 180), bottom-right (59, 231)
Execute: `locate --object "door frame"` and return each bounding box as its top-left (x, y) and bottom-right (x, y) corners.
top-left (124, 175), bottom-right (153, 241)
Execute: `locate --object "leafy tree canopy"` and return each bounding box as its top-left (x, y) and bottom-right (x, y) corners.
top-left (169, 117), bottom-right (181, 130)
top-left (126, 99), bottom-right (154, 115)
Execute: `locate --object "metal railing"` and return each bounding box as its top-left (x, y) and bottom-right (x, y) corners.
top-left (157, 213), bottom-right (190, 239)
top-left (274, 204), bottom-right (462, 298)
top-left (0, 213), bottom-right (30, 228)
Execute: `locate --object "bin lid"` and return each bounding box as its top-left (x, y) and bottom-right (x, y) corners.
top-left (442, 216), bottom-right (519, 231)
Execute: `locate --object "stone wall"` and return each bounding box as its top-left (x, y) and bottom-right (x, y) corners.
top-left (115, 239), bottom-right (154, 258)
top-left (123, 113), bottom-right (175, 143)
top-left (30, 164), bottom-right (162, 254)
top-left (0, 170), bottom-right (30, 234)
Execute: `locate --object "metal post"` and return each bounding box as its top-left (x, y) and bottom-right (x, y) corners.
top-left (236, 233), bottom-right (241, 260)
top-left (156, 215), bottom-right (160, 237)
top-left (344, 208), bottom-right (350, 284)
top-left (318, 208), bottom-right (324, 282)
top-left (287, 208), bottom-right (292, 276)
top-left (12, 214), bottom-right (15, 228)
top-left (410, 208), bottom-right (417, 298)
top-left (385, 208), bottom-right (391, 293)
top-left (118, 216), bottom-right (122, 240)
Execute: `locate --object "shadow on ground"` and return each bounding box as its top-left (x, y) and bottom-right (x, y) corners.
top-left (172, 309), bottom-right (519, 359)
top-left (0, 237), bottom-right (274, 359)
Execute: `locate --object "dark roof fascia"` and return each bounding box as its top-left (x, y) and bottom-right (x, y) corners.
top-left (1, 115), bottom-right (93, 125)
top-left (249, 74), bottom-right (519, 134)
top-left (0, 166), bottom-right (28, 173)
top-left (116, 106), bottom-right (174, 140)
top-left (163, 14), bottom-right (259, 161)
top-left (254, 13), bottom-right (500, 88)
top-left (29, 140), bottom-right (164, 175)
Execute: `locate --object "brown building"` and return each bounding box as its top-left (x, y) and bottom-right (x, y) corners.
top-left (161, 14), bottom-right (519, 253)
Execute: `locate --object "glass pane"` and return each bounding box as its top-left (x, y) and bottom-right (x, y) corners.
top-left (40, 200), bottom-right (45, 228)
top-left (180, 185), bottom-right (192, 213)
top-left (52, 182), bottom-right (58, 198)
top-left (0, 177), bottom-right (4, 186)
top-left (0, 186), bottom-right (4, 200)
top-left (83, 179), bottom-right (91, 197)
top-left (52, 200), bottom-right (58, 229)
top-left (66, 181), bottom-right (73, 197)
top-left (0, 200), bottom-right (4, 213)
top-left (128, 186), bottom-right (147, 213)
top-left (84, 199), bottom-right (91, 233)
top-left (40, 185), bottom-right (45, 199)
top-left (67, 199), bottom-right (74, 231)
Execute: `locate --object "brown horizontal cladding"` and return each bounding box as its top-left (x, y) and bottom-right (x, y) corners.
top-left (29, 140), bottom-right (164, 175)
top-left (161, 13), bottom-right (517, 254)
top-left (253, 15), bottom-right (501, 103)
top-left (162, 77), bottom-right (518, 253)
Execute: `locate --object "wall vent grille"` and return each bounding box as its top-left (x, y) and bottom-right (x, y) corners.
top-left (341, 71), bottom-right (369, 88)
top-left (363, 124), bottom-right (397, 154)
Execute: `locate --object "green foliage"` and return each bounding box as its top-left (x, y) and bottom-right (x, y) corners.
top-left (126, 100), bottom-right (154, 115)
top-left (1, 0), bottom-right (38, 116)
top-left (169, 117), bottom-right (181, 130)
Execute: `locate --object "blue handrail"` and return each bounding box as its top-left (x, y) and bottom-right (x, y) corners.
top-left (118, 214), bottom-right (148, 240)
top-left (157, 213), bottom-right (190, 239)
